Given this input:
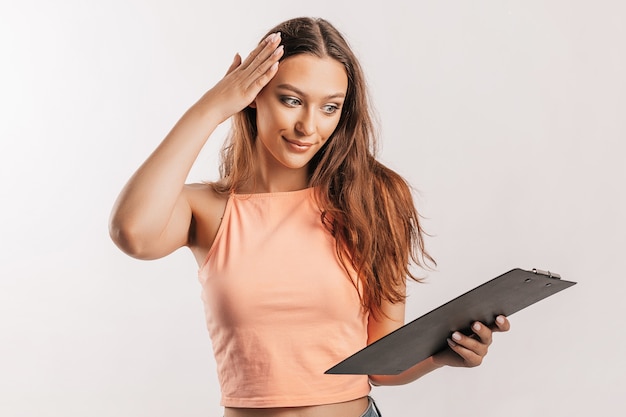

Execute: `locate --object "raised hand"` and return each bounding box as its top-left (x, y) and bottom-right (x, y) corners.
top-left (433, 315), bottom-right (511, 368)
top-left (197, 32), bottom-right (284, 124)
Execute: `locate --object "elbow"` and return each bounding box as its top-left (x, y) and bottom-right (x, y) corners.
top-left (108, 216), bottom-right (153, 259)
top-left (368, 373), bottom-right (412, 387)
top-left (368, 376), bottom-right (381, 387)
top-left (368, 374), bottom-right (394, 387)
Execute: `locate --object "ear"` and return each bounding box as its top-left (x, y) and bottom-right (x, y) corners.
top-left (249, 99), bottom-right (257, 109)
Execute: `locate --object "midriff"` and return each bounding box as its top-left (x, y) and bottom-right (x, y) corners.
top-left (224, 396), bottom-right (370, 417)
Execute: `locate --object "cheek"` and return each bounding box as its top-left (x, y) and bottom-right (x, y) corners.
top-left (257, 104), bottom-right (291, 133)
top-left (320, 117), bottom-right (342, 140)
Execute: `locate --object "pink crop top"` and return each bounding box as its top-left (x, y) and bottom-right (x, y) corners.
top-left (197, 188), bottom-right (371, 408)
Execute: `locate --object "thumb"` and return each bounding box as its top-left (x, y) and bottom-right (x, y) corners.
top-left (225, 53), bottom-right (241, 75)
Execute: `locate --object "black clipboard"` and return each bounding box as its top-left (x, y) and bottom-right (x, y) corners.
top-left (325, 268), bottom-right (576, 375)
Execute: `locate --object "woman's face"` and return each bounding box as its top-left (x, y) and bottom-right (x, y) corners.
top-left (252, 53), bottom-right (348, 173)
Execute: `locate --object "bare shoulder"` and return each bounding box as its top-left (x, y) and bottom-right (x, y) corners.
top-left (183, 183), bottom-right (229, 265)
top-left (184, 182), bottom-right (228, 204)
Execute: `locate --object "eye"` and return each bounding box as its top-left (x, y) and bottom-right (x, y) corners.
top-left (280, 96), bottom-right (301, 107)
top-left (321, 104), bottom-right (340, 115)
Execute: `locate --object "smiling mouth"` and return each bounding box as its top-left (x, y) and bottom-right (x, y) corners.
top-left (283, 137), bottom-right (314, 150)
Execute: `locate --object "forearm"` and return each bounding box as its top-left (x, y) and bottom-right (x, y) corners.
top-left (110, 34), bottom-right (283, 256)
top-left (109, 100), bottom-right (222, 251)
top-left (369, 356), bottom-right (443, 386)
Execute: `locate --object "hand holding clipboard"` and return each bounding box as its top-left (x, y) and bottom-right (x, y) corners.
top-left (326, 268), bottom-right (576, 375)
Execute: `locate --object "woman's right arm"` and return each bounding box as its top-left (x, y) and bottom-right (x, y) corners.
top-left (109, 32), bottom-right (284, 260)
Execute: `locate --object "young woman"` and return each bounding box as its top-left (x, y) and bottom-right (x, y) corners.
top-left (109, 17), bottom-right (510, 417)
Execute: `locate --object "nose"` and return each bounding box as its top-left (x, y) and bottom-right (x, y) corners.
top-left (295, 108), bottom-right (316, 137)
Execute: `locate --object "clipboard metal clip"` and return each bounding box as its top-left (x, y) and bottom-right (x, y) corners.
top-left (532, 268), bottom-right (561, 279)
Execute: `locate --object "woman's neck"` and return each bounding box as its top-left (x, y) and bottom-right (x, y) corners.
top-left (242, 141), bottom-right (310, 194)
top-left (242, 168), bottom-right (309, 193)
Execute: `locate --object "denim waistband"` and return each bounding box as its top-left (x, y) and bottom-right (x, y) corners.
top-left (360, 396), bottom-right (382, 417)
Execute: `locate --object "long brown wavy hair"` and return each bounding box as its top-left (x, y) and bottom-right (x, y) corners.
top-left (212, 17), bottom-right (435, 317)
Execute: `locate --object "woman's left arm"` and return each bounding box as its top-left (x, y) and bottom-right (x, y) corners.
top-left (367, 296), bottom-right (511, 386)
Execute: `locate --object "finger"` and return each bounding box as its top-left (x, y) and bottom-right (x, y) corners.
top-left (450, 330), bottom-right (489, 358)
top-left (447, 336), bottom-right (484, 367)
top-left (471, 321), bottom-right (494, 346)
top-left (239, 32), bottom-right (282, 73)
top-left (246, 45), bottom-right (283, 91)
top-left (225, 53), bottom-right (242, 76)
top-left (492, 315), bottom-right (511, 332)
top-left (235, 33), bottom-right (283, 94)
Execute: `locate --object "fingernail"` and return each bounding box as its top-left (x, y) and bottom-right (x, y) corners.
top-left (447, 338), bottom-right (457, 347)
top-left (473, 322), bottom-right (481, 331)
top-left (266, 32), bottom-right (281, 44)
top-left (452, 332), bottom-right (462, 341)
top-left (496, 316), bottom-right (505, 325)
top-left (272, 45), bottom-right (284, 56)
top-left (265, 33), bottom-right (276, 44)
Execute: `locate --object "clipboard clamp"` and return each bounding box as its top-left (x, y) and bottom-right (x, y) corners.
top-left (532, 268), bottom-right (561, 279)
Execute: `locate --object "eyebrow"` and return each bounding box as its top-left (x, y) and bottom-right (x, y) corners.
top-left (276, 83), bottom-right (346, 100)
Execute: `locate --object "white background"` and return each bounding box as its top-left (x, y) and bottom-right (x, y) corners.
top-left (1, 0), bottom-right (624, 416)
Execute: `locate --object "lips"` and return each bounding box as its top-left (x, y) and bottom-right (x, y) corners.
top-left (283, 137), bottom-right (314, 151)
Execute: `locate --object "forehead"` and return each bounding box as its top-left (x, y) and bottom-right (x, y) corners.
top-left (270, 54), bottom-right (348, 98)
